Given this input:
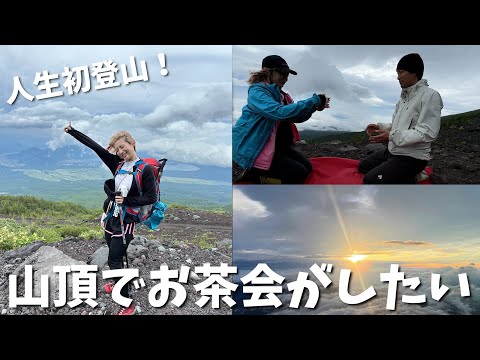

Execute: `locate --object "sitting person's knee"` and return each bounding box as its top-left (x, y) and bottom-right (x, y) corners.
top-left (363, 171), bottom-right (381, 184)
top-left (358, 159), bottom-right (369, 174)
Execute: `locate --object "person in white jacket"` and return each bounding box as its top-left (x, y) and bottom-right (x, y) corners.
top-left (358, 53), bottom-right (443, 184)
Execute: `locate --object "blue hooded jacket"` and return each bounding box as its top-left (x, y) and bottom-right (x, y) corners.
top-left (232, 82), bottom-right (322, 169)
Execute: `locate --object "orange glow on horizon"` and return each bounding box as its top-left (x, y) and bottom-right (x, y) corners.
top-left (346, 254), bottom-right (368, 263)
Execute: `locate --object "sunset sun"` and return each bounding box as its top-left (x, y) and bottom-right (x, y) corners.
top-left (346, 254), bottom-right (368, 263)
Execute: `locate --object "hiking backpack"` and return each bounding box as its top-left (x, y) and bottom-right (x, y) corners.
top-left (114, 158), bottom-right (168, 230)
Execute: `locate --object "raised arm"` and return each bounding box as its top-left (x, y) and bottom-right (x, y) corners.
top-left (248, 86), bottom-right (323, 122)
top-left (64, 122), bottom-right (121, 174)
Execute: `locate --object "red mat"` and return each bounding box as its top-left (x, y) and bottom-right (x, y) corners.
top-left (304, 157), bottom-right (432, 184)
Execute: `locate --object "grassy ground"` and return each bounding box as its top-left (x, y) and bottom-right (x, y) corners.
top-left (0, 194), bottom-right (232, 250)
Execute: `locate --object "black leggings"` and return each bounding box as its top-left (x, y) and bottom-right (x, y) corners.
top-left (105, 217), bottom-right (135, 298)
top-left (358, 148), bottom-right (428, 184)
top-left (266, 146), bottom-right (312, 184)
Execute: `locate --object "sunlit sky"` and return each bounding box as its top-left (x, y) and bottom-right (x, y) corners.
top-left (233, 45), bottom-right (480, 132)
top-left (0, 45), bottom-right (232, 167)
top-left (233, 185), bottom-right (480, 268)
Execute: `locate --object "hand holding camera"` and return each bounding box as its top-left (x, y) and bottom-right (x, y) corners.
top-left (317, 94), bottom-right (330, 111)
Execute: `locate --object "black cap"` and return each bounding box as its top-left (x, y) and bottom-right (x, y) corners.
top-left (262, 55), bottom-right (297, 75)
top-left (397, 53), bottom-right (424, 80)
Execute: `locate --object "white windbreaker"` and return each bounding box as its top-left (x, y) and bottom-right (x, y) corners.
top-left (378, 79), bottom-right (443, 160)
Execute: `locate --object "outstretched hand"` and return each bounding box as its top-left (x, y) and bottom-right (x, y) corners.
top-left (317, 95), bottom-right (331, 111)
top-left (323, 97), bottom-right (331, 109)
top-left (64, 121), bottom-right (72, 133)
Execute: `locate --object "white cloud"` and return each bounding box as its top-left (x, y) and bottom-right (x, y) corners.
top-left (341, 58), bottom-right (399, 82)
top-left (233, 188), bottom-right (271, 223)
top-left (339, 187), bottom-right (377, 214)
top-left (233, 45), bottom-right (480, 133)
top-left (1, 45), bottom-right (232, 168)
top-left (233, 78), bottom-right (248, 87)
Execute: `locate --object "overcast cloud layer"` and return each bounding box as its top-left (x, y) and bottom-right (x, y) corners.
top-left (0, 45), bottom-right (232, 167)
top-left (233, 45), bottom-right (480, 132)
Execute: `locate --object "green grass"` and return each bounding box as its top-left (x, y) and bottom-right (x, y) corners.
top-left (168, 203), bottom-right (232, 214)
top-left (440, 109), bottom-right (480, 129)
top-left (309, 131), bottom-right (366, 145)
top-left (0, 218), bottom-right (103, 250)
top-left (0, 195), bottom-right (104, 250)
top-left (0, 194), bottom-right (102, 221)
top-left (0, 195), bottom-right (229, 250)
top-left (193, 232), bottom-right (216, 249)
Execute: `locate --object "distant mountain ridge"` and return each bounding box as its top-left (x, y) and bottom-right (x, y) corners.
top-left (299, 129), bottom-right (349, 140)
top-left (300, 108), bottom-right (480, 145)
top-left (0, 146), bottom-right (232, 210)
top-left (0, 146), bottom-right (231, 183)
top-left (1, 146), bottom-right (105, 170)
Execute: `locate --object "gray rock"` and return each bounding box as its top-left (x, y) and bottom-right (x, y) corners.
top-left (325, 140), bottom-right (342, 145)
top-left (131, 235), bottom-right (148, 246)
top-left (11, 246), bottom-right (87, 307)
top-left (144, 239), bottom-right (162, 249)
top-left (339, 145), bottom-right (358, 152)
top-left (217, 238), bottom-right (232, 248)
top-left (189, 271), bottom-right (200, 281)
top-left (128, 245), bottom-right (148, 258)
top-left (132, 258), bottom-right (143, 267)
top-left (88, 246), bottom-right (109, 270)
top-left (4, 264), bottom-right (16, 274)
top-left (4, 241), bottom-right (45, 260)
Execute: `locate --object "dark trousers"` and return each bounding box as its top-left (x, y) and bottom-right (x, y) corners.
top-left (267, 146), bottom-right (312, 184)
top-left (105, 217), bottom-right (135, 298)
top-left (358, 148), bottom-right (428, 184)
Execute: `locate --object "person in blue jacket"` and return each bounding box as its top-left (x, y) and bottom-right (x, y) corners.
top-left (233, 55), bottom-right (330, 184)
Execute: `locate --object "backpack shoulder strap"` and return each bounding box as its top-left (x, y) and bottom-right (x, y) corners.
top-left (114, 161), bottom-right (124, 176)
top-left (133, 159), bottom-right (147, 194)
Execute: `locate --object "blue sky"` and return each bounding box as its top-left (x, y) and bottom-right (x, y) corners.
top-left (233, 45), bottom-right (480, 132)
top-left (0, 45), bottom-right (232, 168)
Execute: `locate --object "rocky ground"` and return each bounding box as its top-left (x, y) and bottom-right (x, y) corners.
top-left (0, 207), bottom-right (233, 315)
top-left (233, 118), bottom-right (480, 184)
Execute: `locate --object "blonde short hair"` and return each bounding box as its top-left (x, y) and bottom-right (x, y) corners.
top-left (108, 131), bottom-right (136, 150)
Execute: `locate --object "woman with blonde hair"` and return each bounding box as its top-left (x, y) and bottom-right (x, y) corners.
top-left (64, 122), bottom-right (157, 315)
